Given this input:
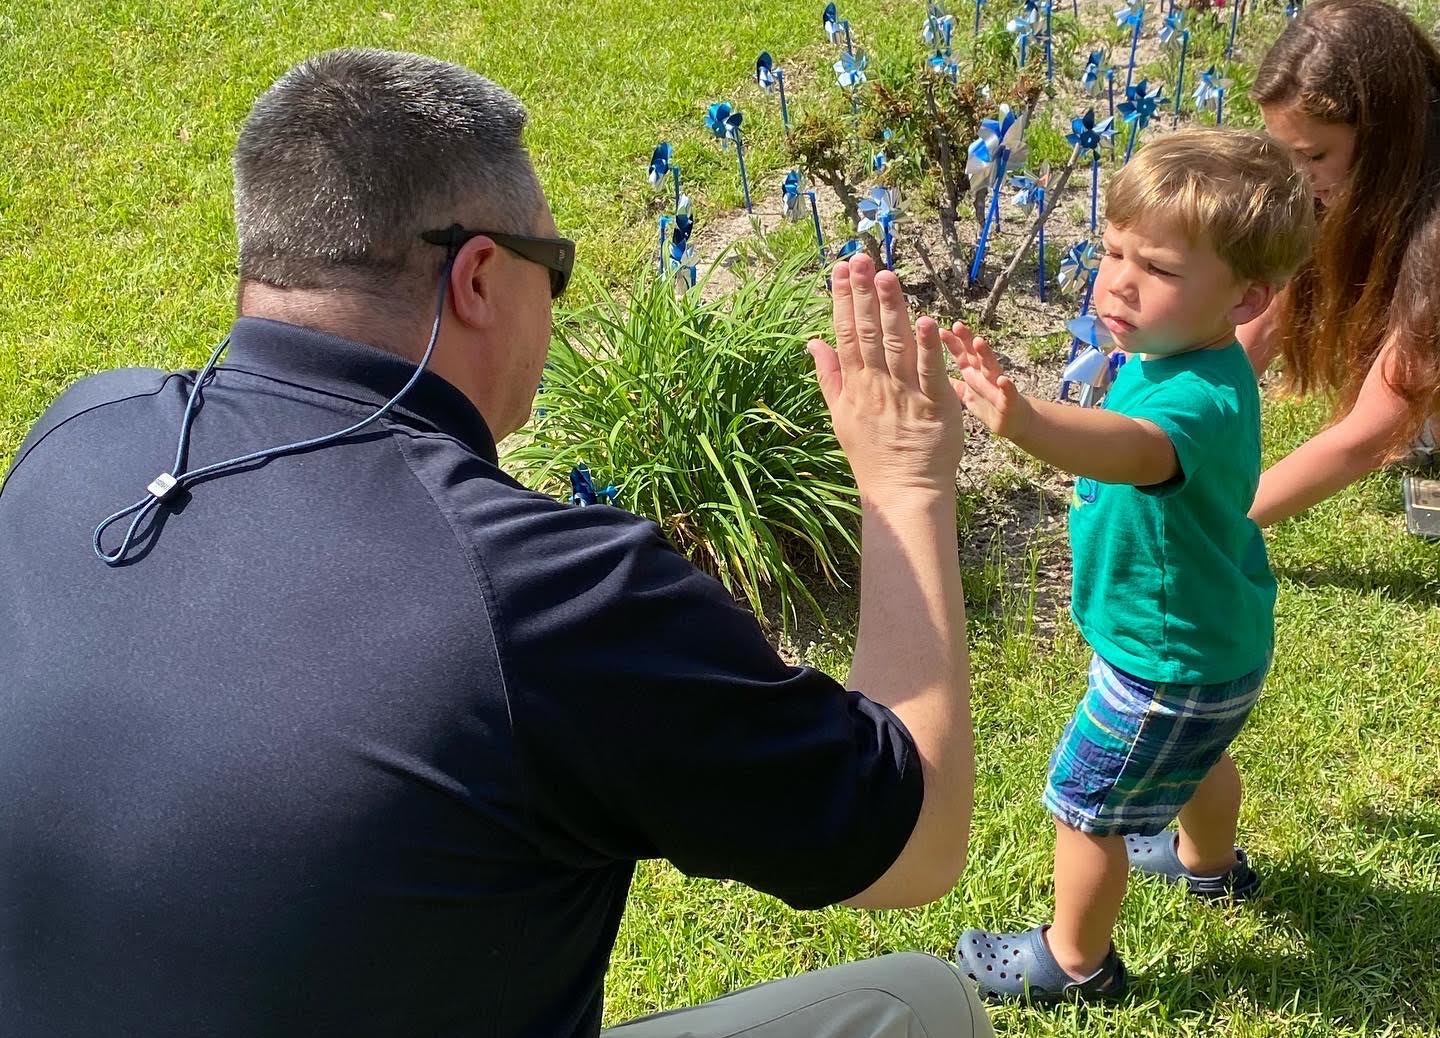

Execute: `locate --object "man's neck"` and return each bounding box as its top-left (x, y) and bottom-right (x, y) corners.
top-left (238, 282), bottom-right (429, 361)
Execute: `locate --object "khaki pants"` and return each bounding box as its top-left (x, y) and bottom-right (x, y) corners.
top-left (603, 953), bottom-right (993, 1038)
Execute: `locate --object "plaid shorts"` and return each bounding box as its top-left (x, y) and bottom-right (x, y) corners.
top-left (1043, 653), bottom-right (1269, 837)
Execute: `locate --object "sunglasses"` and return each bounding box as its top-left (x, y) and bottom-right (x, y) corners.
top-left (421, 224), bottom-right (575, 299)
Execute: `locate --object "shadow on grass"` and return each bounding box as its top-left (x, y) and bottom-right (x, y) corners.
top-left (1276, 559), bottom-right (1440, 608)
top-left (1139, 854), bottom-right (1440, 1032)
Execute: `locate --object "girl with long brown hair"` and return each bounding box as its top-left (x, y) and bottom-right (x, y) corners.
top-left (1245, 0), bottom-right (1440, 526)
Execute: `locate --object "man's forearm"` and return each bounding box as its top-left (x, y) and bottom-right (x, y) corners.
top-left (1009, 398), bottom-right (1177, 486)
top-left (845, 490), bottom-right (972, 907)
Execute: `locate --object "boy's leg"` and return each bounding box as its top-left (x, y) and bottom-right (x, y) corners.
top-left (602, 953), bottom-right (993, 1038)
top-left (1048, 820), bottom-right (1129, 979)
top-left (1175, 751), bottom-right (1242, 875)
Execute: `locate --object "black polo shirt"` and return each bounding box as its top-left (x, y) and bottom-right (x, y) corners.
top-left (0, 317), bottom-right (923, 1037)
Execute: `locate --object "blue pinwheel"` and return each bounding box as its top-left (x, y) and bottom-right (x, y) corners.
top-left (1192, 65), bottom-right (1232, 123)
top-left (1113, 1), bottom-right (1142, 31)
top-left (1158, 9), bottom-right (1185, 45)
top-left (823, 2), bottom-right (851, 50)
top-left (923, 3), bottom-right (956, 51)
top-left (834, 50), bottom-right (868, 89)
top-left (570, 464), bottom-right (620, 507)
top-left (647, 141), bottom-right (672, 189)
top-left (647, 141), bottom-right (682, 212)
top-left (706, 102), bottom-right (753, 211)
top-left (1081, 50), bottom-right (1106, 95)
top-left (1285, 0), bottom-right (1300, 19)
top-left (966, 105), bottom-right (1028, 283)
top-left (1009, 165), bottom-right (1048, 215)
top-left (1006, 1), bottom-right (1039, 68)
top-left (782, 170), bottom-right (804, 221)
top-left (1065, 109), bottom-right (1115, 156)
top-left (1066, 314), bottom-right (1113, 350)
top-left (705, 102), bottom-right (742, 145)
top-left (1060, 324), bottom-right (1125, 407)
top-left (1057, 240), bottom-right (1099, 297)
top-left (928, 51), bottom-right (960, 79)
top-left (1118, 78), bottom-right (1168, 162)
top-left (965, 104), bottom-right (1027, 196)
top-left (667, 195), bottom-right (698, 286)
top-left (1068, 108), bottom-right (1115, 231)
top-left (857, 186), bottom-right (900, 270)
top-left (755, 51), bottom-right (791, 131)
top-left (835, 238), bottom-right (864, 259)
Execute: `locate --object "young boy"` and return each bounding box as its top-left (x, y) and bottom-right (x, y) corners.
top-left (951, 128), bottom-right (1315, 1002)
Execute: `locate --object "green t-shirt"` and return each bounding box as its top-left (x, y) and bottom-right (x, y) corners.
top-left (1069, 343), bottom-right (1275, 684)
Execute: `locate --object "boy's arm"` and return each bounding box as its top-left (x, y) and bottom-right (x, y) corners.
top-left (946, 323), bottom-right (1177, 486)
top-left (1007, 399), bottom-right (1178, 486)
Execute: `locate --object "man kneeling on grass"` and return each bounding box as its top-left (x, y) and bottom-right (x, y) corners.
top-left (1, 49), bottom-right (989, 1038)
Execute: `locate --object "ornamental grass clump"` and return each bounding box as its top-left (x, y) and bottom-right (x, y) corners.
top-left (510, 251), bottom-right (860, 628)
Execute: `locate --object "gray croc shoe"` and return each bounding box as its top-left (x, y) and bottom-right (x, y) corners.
top-left (1125, 831), bottom-right (1261, 901)
top-left (955, 925), bottom-right (1127, 1003)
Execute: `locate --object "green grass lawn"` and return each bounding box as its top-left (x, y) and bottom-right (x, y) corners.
top-left (4, 1), bottom-right (1438, 1035)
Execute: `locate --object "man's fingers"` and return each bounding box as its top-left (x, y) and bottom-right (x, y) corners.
top-left (916, 316), bottom-right (949, 398)
top-left (831, 261), bottom-right (862, 373)
top-left (808, 340), bottom-right (843, 409)
top-left (846, 255), bottom-right (888, 371)
top-left (877, 271), bottom-right (918, 387)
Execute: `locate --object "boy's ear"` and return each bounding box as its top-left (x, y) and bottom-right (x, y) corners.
top-left (1228, 280), bottom-right (1277, 328)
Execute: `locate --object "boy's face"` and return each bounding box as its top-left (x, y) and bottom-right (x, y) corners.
top-left (1094, 221), bottom-right (1264, 357)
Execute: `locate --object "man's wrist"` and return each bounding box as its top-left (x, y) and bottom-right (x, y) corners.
top-left (859, 483), bottom-right (958, 521)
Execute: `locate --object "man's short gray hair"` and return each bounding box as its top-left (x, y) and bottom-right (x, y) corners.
top-left (234, 49), bottom-right (544, 295)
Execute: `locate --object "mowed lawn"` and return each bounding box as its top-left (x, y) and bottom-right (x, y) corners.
top-left (3, 1), bottom-right (1438, 1036)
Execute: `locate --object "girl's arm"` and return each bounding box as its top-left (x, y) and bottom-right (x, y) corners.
top-left (1250, 341), bottom-right (1412, 527)
top-left (1237, 295), bottom-right (1283, 378)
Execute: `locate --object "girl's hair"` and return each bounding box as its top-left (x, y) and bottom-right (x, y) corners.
top-left (1107, 128), bottom-right (1314, 287)
top-left (1254, 0), bottom-right (1440, 455)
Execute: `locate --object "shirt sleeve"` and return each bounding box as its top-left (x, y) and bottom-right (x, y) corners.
top-left (478, 490), bottom-right (923, 910)
top-left (1122, 372), bottom-right (1229, 497)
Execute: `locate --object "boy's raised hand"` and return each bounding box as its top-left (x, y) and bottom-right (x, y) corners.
top-left (943, 320), bottom-right (1032, 441)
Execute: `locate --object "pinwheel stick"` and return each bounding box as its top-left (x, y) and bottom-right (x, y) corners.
top-left (979, 142), bottom-right (1084, 327)
top-left (1058, 278), bottom-right (1099, 400)
top-left (1125, 14), bottom-right (1142, 91)
top-left (1090, 152), bottom-right (1099, 232)
top-left (734, 131), bottom-right (754, 213)
top-left (777, 71), bottom-right (791, 132)
top-left (806, 191), bottom-right (825, 263)
top-left (1226, 0), bottom-right (1239, 59)
top-left (1124, 120), bottom-right (1140, 163)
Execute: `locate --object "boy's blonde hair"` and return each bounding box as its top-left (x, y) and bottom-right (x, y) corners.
top-left (1106, 128), bottom-right (1315, 285)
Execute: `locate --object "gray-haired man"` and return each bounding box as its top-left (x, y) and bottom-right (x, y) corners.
top-left (0, 50), bottom-right (988, 1037)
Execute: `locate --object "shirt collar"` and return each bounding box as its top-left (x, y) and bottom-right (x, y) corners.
top-left (222, 316), bottom-right (499, 465)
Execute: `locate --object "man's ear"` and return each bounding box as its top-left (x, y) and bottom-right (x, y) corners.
top-left (1228, 279), bottom-right (1277, 329)
top-left (447, 235), bottom-right (501, 331)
